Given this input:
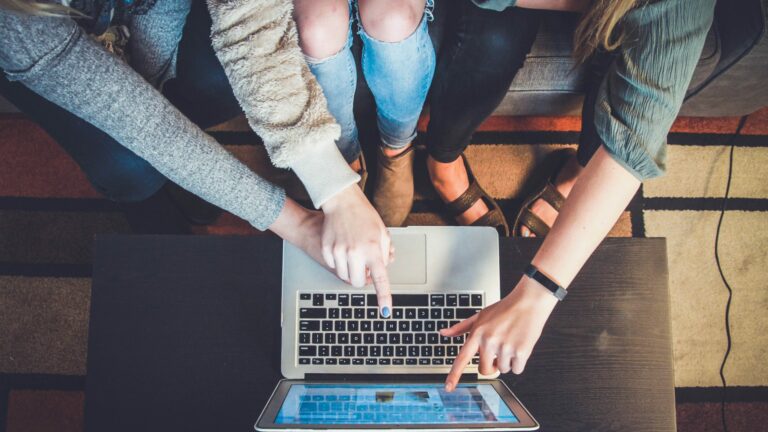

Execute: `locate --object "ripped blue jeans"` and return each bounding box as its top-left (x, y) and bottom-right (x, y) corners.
top-left (304, 0), bottom-right (436, 163)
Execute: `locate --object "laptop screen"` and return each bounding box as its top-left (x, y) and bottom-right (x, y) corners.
top-left (274, 383), bottom-right (520, 425)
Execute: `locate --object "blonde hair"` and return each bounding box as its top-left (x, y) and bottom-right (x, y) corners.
top-left (0, 0), bottom-right (74, 16)
top-left (574, 0), bottom-right (639, 64)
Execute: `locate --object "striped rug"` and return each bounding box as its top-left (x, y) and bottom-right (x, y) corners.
top-left (0, 109), bottom-right (766, 431)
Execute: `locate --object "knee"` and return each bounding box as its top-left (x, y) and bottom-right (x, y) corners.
top-left (294, 0), bottom-right (350, 59)
top-left (87, 154), bottom-right (167, 203)
top-left (359, 0), bottom-right (424, 42)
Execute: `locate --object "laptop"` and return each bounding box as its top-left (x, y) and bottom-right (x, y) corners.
top-left (256, 226), bottom-right (539, 431)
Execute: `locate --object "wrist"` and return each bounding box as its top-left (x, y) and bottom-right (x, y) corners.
top-left (269, 197), bottom-right (314, 244)
top-left (320, 184), bottom-right (362, 214)
top-left (514, 276), bottom-right (560, 310)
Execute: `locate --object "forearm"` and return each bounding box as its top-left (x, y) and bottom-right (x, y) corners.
top-left (531, 146), bottom-right (641, 288)
top-left (515, 0), bottom-right (588, 11)
top-left (206, 0), bottom-right (359, 208)
top-left (1, 14), bottom-right (286, 230)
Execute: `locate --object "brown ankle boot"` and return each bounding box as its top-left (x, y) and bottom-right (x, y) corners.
top-left (372, 145), bottom-right (415, 227)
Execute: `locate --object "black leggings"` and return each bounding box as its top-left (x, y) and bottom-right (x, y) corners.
top-left (426, 1), bottom-right (609, 166)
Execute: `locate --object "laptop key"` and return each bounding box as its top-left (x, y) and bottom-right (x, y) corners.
top-left (357, 346), bottom-right (368, 357)
top-left (376, 334), bottom-right (387, 344)
top-left (415, 334), bottom-right (426, 345)
top-left (338, 334), bottom-right (349, 344)
top-left (364, 333), bottom-right (374, 344)
top-left (446, 358), bottom-right (454, 365)
top-left (383, 346), bottom-right (394, 357)
top-left (446, 294), bottom-right (458, 306)
top-left (456, 308), bottom-right (478, 319)
top-left (405, 308), bottom-right (416, 319)
top-left (471, 358), bottom-right (480, 365)
top-left (300, 308), bottom-right (326, 319)
top-left (373, 321), bottom-right (384, 332)
top-left (408, 346), bottom-right (419, 357)
top-left (379, 359), bottom-right (391, 365)
top-left (299, 333), bottom-right (310, 344)
top-left (325, 358), bottom-right (338, 365)
top-left (421, 346), bottom-right (432, 357)
top-left (354, 308), bottom-right (365, 319)
top-left (435, 346), bottom-right (445, 357)
top-left (335, 321), bottom-right (346, 332)
top-left (337, 294), bottom-right (349, 306)
top-left (406, 358), bottom-right (417, 365)
top-left (430, 294), bottom-right (445, 307)
top-left (432, 358), bottom-right (444, 365)
top-left (392, 294), bottom-right (429, 307)
top-left (299, 321), bottom-right (320, 331)
top-left (418, 308), bottom-right (429, 319)
top-left (348, 321), bottom-right (359, 331)
top-left (448, 346), bottom-right (458, 357)
top-left (299, 358), bottom-right (310, 365)
top-left (361, 321), bottom-right (372, 332)
top-left (393, 359), bottom-right (404, 365)
top-left (428, 334), bottom-right (439, 344)
top-left (300, 293), bottom-right (311, 301)
top-left (344, 346), bottom-right (355, 357)
top-left (351, 295), bottom-right (365, 306)
top-left (437, 321), bottom-right (449, 330)
top-left (398, 321), bottom-right (410, 332)
top-left (324, 333), bottom-right (335, 344)
top-left (393, 308), bottom-right (404, 319)
top-left (419, 359), bottom-right (430, 365)
top-left (312, 358), bottom-right (323, 365)
top-left (443, 309), bottom-right (455, 319)
top-left (459, 294), bottom-right (471, 306)
top-left (412, 321), bottom-right (423, 332)
top-left (389, 334), bottom-right (400, 344)
top-left (322, 321), bottom-right (333, 331)
top-left (396, 346), bottom-right (407, 357)
top-left (329, 308), bottom-right (340, 319)
top-left (332, 346), bottom-right (342, 356)
top-left (471, 294), bottom-right (483, 307)
top-left (370, 346), bottom-right (381, 357)
top-left (367, 308), bottom-right (377, 319)
top-left (313, 294), bottom-right (324, 306)
top-left (402, 334), bottom-right (414, 344)
top-left (352, 358), bottom-right (364, 365)
top-left (312, 333), bottom-right (323, 344)
top-left (425, 321), bottom-right (436, 332)
top-left (319, 346), bottom-right (329, 357)
top-left (366, 359), bottom-right (377, 365)
top-left (351, 333), bottom-right (362, 344)
top-left (299, 346), bottom-right (317, 357)
top-left (341, 308), bottom-right (352, 319)
top-left (386, 321), bottom-right (397, 332)
top-left (431, 309), bottom-right (442, 319)
top-left (339, 358), bottom-right (351, 365)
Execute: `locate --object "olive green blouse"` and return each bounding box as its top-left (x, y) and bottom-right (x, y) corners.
top-left (472, 0), bottom-right (717, 180)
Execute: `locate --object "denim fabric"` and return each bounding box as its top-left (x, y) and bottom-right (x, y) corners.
top-left (0, 0), bottom-right (241, 202)
top-left (306, 0), bottom-right (436, 162)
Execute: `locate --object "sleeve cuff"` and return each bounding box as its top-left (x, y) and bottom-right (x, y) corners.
top-left (290, 139), bottom-right (361, 208)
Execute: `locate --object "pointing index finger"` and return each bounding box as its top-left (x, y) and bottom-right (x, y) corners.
top-left (368, 259), bottom-right (392, 318)
top-left (445, 334), bottom-right (480, 392)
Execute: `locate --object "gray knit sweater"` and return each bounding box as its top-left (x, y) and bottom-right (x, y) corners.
top-left (0, 1), bottom-right (359, 230)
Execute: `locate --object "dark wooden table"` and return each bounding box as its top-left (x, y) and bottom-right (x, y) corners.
top-left (85, 235), bottom-right (674, 432)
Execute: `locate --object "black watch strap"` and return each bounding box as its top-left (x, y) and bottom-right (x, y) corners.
top-left (524, 264), bottom-right (568, 301)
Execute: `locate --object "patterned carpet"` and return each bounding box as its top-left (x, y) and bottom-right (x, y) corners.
top-left (0, 109), bottom-right (767, 430)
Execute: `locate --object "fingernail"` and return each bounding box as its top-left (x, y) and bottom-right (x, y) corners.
top-left (381, 306), bottom-right (391, 318)
top-left (522, 231), bottom-right (529, 237)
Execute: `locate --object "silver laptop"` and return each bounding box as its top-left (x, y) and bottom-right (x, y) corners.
top-left (256, 226), bottom-right (539, 431)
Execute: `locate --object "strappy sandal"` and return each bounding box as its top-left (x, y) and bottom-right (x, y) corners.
top-left (513, 148), bottom-right (575, 237)
top-left (443, 153), bottom-right (510, 236)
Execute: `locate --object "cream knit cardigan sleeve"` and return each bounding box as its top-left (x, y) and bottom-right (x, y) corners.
top-left (207, 0), bottom-right (359, 207)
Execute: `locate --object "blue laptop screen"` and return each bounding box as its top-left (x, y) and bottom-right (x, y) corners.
top-left (274, 383), bottom-right (519, 425)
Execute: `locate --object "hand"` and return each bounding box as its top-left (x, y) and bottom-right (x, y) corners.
top-left (320, 185), bottom-right (394, 317)
top-left (441, 276), bottom-right (559, 391)
top-left (269, 197), bottom-right (331, 270)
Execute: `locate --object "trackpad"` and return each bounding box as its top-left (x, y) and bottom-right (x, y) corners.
top-left (388, 234), bottom-right (427, 285)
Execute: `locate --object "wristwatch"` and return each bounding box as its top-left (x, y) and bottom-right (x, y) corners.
top-left (524, 264), bottom-right (568, 301)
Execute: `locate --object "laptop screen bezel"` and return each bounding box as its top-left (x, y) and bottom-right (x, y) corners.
top-left (255, 379), bottom-right (539, 431)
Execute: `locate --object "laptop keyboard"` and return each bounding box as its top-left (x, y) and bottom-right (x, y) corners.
top-left (297, 293), bottom-right (483, 367)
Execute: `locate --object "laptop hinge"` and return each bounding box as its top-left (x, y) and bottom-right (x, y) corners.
top-left (304, 373), bottom-right (479, 381)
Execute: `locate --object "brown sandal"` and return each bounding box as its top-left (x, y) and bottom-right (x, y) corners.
top-left (513, 148), bottom-right (575, 237)
top-left (443, 154), bottom-right (510, 236)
